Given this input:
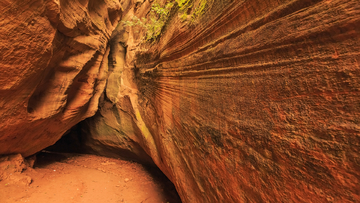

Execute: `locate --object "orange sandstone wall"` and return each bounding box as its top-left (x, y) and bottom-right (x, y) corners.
top-left (0, 0), bottom-right (124, 156)
top-left (131, 0), bottom-right (360, 202)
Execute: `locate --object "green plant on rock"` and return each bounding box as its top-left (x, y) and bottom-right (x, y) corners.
top-left (122, 1), bottom-right (174, 41)
top-left (176, 0), bottom-right (191, 10)
top-left (122, 0), bottom-right (212, 41)
top-left (176, 0), bottom-right (192, 22)
top-left (192, 0), bottom-right (207, 21)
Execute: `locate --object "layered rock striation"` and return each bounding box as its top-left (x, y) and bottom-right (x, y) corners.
top-left (99, 0), bottom-right (360, 202)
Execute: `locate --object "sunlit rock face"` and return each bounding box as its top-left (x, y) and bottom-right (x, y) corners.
top-left (0, 0), bottom-right (123, 157)
top-left (96, 0), bottom-right (359, 202)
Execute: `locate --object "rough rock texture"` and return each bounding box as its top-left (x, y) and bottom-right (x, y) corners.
top-left (0, 154), bottom-right (33, 186)
top-left (77, 0), bottom-right (360, 202)
top-left (0, 0), bottom-right (124, 156)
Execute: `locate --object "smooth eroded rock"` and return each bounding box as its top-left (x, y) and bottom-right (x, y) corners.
top-left (0, 0), bottom-right (123, 157)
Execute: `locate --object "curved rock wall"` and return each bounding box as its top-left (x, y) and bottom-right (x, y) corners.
top-left (0, 0), bottom-right (123, 157)
top-left (121, 0), bottom-right (360, 202)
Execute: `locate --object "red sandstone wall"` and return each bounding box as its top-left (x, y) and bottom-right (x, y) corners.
top-left (0, 0), bottom-right (123, 156)
top-left (132, 0), bottom-right (360, 202)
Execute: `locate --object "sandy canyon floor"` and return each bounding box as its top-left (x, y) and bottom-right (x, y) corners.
top-left (0, 152), bottom-right (181, 203)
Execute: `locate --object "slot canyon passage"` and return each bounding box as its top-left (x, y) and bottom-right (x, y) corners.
top-left (0, 0), bottom-right (360, 202)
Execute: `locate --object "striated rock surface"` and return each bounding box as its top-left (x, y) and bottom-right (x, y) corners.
top-left (78, 0), bottom-right (360, 202)
top-left (0, 0), bottom-right (124, 157)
